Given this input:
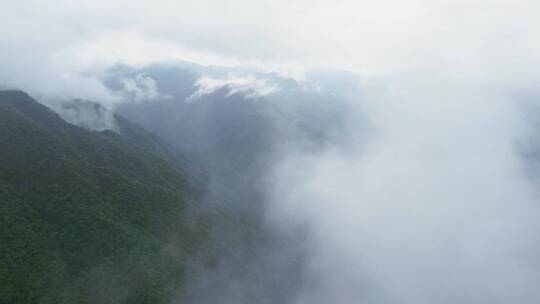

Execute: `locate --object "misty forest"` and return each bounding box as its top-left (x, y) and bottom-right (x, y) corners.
top-left (2, 1), bottom-right (540, 304)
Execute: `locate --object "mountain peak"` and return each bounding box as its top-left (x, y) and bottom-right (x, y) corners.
top-left (0, 89), bottom-right (37, 104)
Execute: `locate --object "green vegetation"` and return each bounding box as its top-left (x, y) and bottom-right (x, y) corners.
top-left (0, 91), bottom-right (207, 303)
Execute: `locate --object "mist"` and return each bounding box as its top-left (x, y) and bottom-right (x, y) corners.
top-left (268, 76), bottom-right (540, 303)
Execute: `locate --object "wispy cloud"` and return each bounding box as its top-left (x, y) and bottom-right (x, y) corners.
top-left (119, 73), bottom-right (169, 102)
top-left (188, 74), bottom-right (280, 101)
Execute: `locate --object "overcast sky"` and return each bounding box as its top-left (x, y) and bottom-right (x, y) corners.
top-left (1, 0), bottom-right (539, 98)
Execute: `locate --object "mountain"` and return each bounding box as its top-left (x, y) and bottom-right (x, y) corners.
top-left (107, 64), bottom-right (351, 204)
top-left (0, 90), bottom-right (208, 304)
top-left (101, 63), bottom-right (355, 303)
top-left (0, 63), bottom-right (357, 303)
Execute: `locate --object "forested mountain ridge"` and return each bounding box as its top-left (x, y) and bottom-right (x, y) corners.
top-left (0, 65), bottom-right (347, 303)
top-left (0, 90), bottom-right (207, 304)
top-left (102, 64), bottom-right (352, 304)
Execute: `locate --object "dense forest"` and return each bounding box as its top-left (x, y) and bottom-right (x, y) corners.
top-left (0, 90), bottom-right (208, 303)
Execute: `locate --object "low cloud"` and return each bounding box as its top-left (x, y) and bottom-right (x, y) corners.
top-left (268, 77), bottom-right (540, 304)
top-left (55, 99), bottom-right (118, 131)
top-left (188, 74), bottom-right (280, 101)
top-left (118, 73), bottom-right (168, 102)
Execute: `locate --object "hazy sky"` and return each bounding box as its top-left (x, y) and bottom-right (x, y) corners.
top-left (1, 0), bottom-right (539, 98)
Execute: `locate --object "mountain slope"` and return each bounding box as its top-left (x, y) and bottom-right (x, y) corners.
top-left (0, 90), bottom-right (206, 304)
top-left (107, 63), bottom-right (335, 304)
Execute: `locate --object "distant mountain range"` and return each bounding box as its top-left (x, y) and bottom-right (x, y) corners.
top-left (0, 63), bottom-right (359, 304)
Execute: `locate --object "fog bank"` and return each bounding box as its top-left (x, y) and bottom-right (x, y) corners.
top-left (268, 77), bottom-right (540, 303)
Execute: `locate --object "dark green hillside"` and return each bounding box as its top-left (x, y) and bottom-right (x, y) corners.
top-left (0, 90), bottom-right (206, 304)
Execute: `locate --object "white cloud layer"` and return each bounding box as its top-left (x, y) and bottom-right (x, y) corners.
top-left (119, 73), bottom-right (167, 102)
top-left (188, 74), bottom-right (280, 101)
top-left (268, 77), bottom-right (540, 303)
top-left (1, 0), bottom-right (539, 98)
